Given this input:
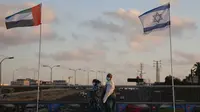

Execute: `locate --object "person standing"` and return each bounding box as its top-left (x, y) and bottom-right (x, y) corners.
top-left (89, 79), bottom-right (104, 112)
top-left (103, 73), bottom-right (116, 112)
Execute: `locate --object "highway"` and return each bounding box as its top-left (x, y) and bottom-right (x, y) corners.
top-left (0, 88), bottom-right (83, 102)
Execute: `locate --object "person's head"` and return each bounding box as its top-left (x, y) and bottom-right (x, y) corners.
top-left (92, 79), bottom-right (101, 85)
top-left (106, 73), bottom-right (112, 81)
top-left (92, 79), bottom-right (97, 85)
top-left (92, 79), bottom-right (102, 90)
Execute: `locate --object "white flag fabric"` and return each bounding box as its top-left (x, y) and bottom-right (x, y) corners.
top-left (139, 3), bottom-right (170, 34)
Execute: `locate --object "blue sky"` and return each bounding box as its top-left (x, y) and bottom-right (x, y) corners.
top-left (0, 0), bottom-right (200, 85)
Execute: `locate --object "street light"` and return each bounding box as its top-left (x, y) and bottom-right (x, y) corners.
top-left (78, 69), bottom-right (87, 85)
top-left (79, 69), bottom-right (95, 85)
top-left (87, 70), bottom-right (95, 85)
top-left (13, 68), bottom-right (38, 82)
top-left (96, 71), bottom-right (102, 80)
top-left (0, 56), bottom-right (14, 85)
top-left (42, 65), bottom-right (60, 82)
top-left (28, 68), bottom-right (38, 80)
top-left (99, 71), bottom-right (106, 83)
top-left (68, 68), bottom-right (81, 85)
top-left (12, 68), bottom-right (20, 81)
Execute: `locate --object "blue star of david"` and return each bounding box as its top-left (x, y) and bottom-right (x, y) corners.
top-left (153, 12), bottom-right (163, 23)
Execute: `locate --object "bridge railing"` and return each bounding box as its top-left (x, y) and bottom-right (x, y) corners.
top-left (0, 85), bottom-right (200, 103)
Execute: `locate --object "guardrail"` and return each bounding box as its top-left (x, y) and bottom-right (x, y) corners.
top-left (1, 101), bottom-right (200, 104)
top-left (0, 85), bottom-right (200, 104)
top-left (2, 85), bottom-right (200, 88)
top-left (0, 102), bottom-right (199, 112)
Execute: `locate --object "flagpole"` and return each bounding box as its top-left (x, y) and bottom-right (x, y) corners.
top-left (36, 22), bottom-right (42, 112)
top-left (169, 3), bottom-right (176, 112)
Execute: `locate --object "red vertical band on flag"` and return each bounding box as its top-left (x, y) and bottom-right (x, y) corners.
top-left (32, 4), bottom-right (41, 26)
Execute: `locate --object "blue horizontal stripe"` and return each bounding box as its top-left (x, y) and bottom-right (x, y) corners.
top-left (144, 21), bottom-right (170, 33)
top-left (139, 3), bottom-right (170, 17)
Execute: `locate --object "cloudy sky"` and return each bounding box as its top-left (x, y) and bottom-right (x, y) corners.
top-left (0, 0), bottom-right (199, 85)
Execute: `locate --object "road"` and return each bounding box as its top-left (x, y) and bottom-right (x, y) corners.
top-left (0, 88), bottom-right (83, 102)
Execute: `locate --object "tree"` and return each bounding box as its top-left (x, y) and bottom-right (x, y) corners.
top-left (165, 75), bottom-right (182, 85)
top-left (192, 62), bottom-right (200, 84)
top-left (190, 69), bottom-right (195, 83)
top-left (182, 78), bottom-right (188, 84)
top-left (188, 73), bottom-right (193, 83)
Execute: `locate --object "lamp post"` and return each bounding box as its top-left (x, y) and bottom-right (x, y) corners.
top-left (96, 71), bottom-right (102, 80)
top-left (12, 69), bottom-right (20, 81)
top-left (99, 71), bottom-right (106, 83)
top-left (68, 76), bottom-right (73, 84)
top-left (68, 68), bottom-right (81, 85)
top-left (28, 68), bottom-right (38, 80)
top-left (78, 69), bottom-right (87, 85)
top-left (31, 69), bottom-right (38, 80)
top-left (79, 69), bottom-right (95, 85)
top-left (96, 71), bottom-right (98, 79)
top-left (0, 56), bottom-right (14, 85)
top-left (42, 65), bottom-right (60, 82)
top-left (87, 70), bottom-right (95, 85)
top-left (13, 67), bottom-right (36, 81)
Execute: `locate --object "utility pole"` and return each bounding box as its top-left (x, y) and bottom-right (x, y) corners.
top-left (137, 63), bottom-right (145, 79)
top-left (153, 60), bottom-right (161, 82)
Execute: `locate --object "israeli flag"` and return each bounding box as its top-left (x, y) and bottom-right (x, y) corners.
top-left (139, 3), bottom-right (170, 34)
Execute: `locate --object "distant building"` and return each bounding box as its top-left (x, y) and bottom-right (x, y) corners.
top-left (40, 81), bottom-right (52, 85)
top-left (53, 80), bottom-right (68, 85)
top-left (11, 79), bottom-right (69, 86)
top-left (11, 78), bottom-right (37, 86)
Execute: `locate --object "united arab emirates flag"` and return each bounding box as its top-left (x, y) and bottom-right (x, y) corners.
top-left (5, 4), bottom-right (41, 29)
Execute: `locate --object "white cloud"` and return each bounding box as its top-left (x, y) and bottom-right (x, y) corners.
top-left (162, 51), bottom-right (200, 66)
top-left (83, 8), bottom-right (197, 52)
top-left (42, 48), bottom-right (106, 62)
top-left (173, 51), bottom-right (200, 65)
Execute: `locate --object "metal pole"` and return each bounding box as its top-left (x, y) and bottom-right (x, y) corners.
top-left (33, 71), bottom-right (36, 80)
top-left (0, 59), bottom-right (6, 86)
top-left (74, 70), bottom-right (76, 85)
top-left (12, 70), bottom-right (15, 81)
top-left (36, 20), bottom-right (42, 112)
top-left (101, 72), bottom-right (103, 83)
top-left (0, 62), bottom-right (2, 86)
top-left (168, 3), bottom-right (176, 112)
top-left (88, 71), bottom-right (90, 85)
top-left (96, 71), bottom-right (97, 79)
top-left (50, 67), bottom-right (53, 82)
top-left (0, 57), bottom-right (13, 93)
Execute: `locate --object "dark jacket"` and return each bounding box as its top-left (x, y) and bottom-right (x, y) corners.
top-left (89, 80), bottom-right (104, 112)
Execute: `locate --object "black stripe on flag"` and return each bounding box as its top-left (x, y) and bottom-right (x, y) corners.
top-left (5, 20), bottom-right (34, 29)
